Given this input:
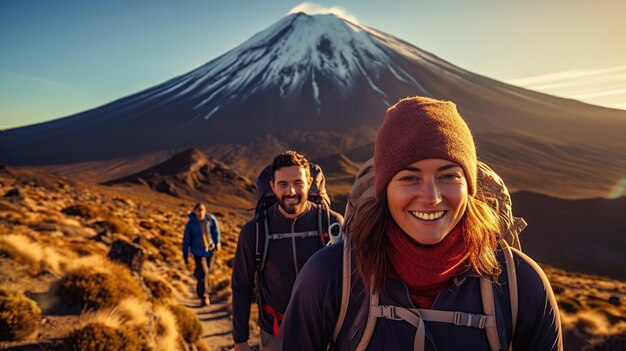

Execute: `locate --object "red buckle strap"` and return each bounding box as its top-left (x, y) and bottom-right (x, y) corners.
top-left (319, 233), bottom-right (330, 238)
top-left (263, 303), bottom-right (284, 338)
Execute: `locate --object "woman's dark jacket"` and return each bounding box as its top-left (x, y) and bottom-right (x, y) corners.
top-left (282, 241), bottom-right (562, 350)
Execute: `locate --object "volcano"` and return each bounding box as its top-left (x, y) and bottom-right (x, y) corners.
top-left (1, 12), bottom-right (625, 198)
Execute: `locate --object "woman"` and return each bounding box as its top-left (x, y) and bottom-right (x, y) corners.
top-left (281, 97), bottom-right (562, 350)
top-left (182, 203), bottom-right (221, 306)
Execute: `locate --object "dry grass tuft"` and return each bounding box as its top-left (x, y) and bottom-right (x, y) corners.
top-left (63, 322), bottom-right (149, 351)
top-left (0, 199), bottom-right (20, 213)
top-left (62, 204), bottom-right (98, 219)
top-left (0, 286), bottom-right (41, 341)
top-left (55, 260), bottom-right (144, 312)
top-left (76, 298), bottom-right (151, 329)
top-left (168, 304), bottom-right (203, 343)
top-left (117, 298), bottom-right (151, 326)
top-left (154, 304), bottom-right (180, 351)
top-left (142, 271), bottom-right (174, 303)
top-left (0, 234), bottom-right (64, 274)
top-left (196, 339), bottom-right (210, 351)
top-left (76, 308), bottom-right (124, 330)
top-left (98, 214), bottom-right (135, 235)
top-left (562, 309), bottom-right (626, 336)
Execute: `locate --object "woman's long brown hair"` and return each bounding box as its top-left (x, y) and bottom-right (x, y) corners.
top-left (348, 193), bottom-right (502, 295)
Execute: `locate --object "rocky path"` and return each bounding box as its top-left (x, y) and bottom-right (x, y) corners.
top-left (179, 290), bottom-right (260, 351)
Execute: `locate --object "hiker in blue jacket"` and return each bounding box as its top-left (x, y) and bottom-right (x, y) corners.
top-left (282, 97), bottom-right (563, 350)
top-left (182, 203), bottom-right (221, 306)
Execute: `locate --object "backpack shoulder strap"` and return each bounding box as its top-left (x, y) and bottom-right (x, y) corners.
top-left (256, 209), bottom-right (271, 272)
top-left (479, 240), bottom-right (518, 351)
top-left (356, 288), bottom-right (378, 351)
top-left (502, 240), bottom-right (518, 338)
top-left (317, 202), bottom-right (332, 246)
top-left (332, 238), bottom-right (352, 341)
top-left (480, 277), bottom-right (501, 351)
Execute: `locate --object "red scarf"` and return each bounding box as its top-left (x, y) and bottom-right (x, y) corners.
top-left (386, 220), bottom-right (470, 309)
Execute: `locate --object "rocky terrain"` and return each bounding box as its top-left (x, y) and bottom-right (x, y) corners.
top-left (0, 162), bottom-right (624, 350)
top-left (0, 165), bottom-right (260, 350)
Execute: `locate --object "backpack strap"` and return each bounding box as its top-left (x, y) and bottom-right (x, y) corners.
top-left (417, 309), bottom-right (495, 328)
top-left (349, 265), bottom-right (510, 351)
top-left (369, 302), bottom-right (427, 351)
top-left (480, 278), bottom-right (501, 351)
top-left (502, 240), bottom-right (518, 350)
top-left (479, 240), bottom-right (518, 351)
top-left (317, 202), bottom-right (332, 246)
top-left (332, 238), bottom-right (352, 342)
top-left (292, 232), bottom-right (299, 275)
top-left (355, 288), bottom-right (378, 351)
top-left (259, 210), bottom-right (272, 272)
top-left (266, 231), bottom-right (320, 240)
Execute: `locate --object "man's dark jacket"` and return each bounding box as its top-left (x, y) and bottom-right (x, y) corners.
top-left (231, 201), bottom-right (343, 343)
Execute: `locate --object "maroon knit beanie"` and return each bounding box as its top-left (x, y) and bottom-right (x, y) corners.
top-left (374, 96), bottom-right (477, 198)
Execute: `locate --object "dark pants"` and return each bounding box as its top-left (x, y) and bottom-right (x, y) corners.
top-left (193, 254), bottom-right (214, 299)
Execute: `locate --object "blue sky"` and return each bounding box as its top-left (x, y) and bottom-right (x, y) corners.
top-left (1, 0), bottom-right (625, 129)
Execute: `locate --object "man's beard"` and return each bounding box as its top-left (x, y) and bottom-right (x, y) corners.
top-left (277, 194), bottom-right (306, 215)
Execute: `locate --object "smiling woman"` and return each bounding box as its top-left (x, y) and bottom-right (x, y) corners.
top-left (281, 96), bottom-right (563, 351)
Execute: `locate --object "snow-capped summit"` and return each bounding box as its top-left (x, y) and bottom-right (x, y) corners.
top-left (153, 12), bottom-right (426, 120)
top-left (2, 12), bottom-right (626, 200)
top-left (199, 13), bottom-right (412, 104)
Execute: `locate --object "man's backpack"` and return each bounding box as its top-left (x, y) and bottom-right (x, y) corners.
top-left (333, 158), bottom-right (527, 351)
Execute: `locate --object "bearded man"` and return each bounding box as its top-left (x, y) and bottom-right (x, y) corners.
top-left (231, 150), bottom-right (343, 351)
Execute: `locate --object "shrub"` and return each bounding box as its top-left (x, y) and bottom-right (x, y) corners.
top-left (196, 339), bottom-right (210, 351)
top-left (147, 236), bottom-right (178, 262)
top-left (92, 215), bottom-right (134, 235)
top-left (143, 275), bottom-right (173, 302)
top-left (168, 304), bottom-right (202, 343)
top-left (558, 296), bottom-right (584, 314)
top-left (0, 234), bottom-right (63, 274)
top-left (0, 199), bottom-right (20, 213)
top-left (0, 288), bottom-right (41, 341)
top-left (55, 264), bottom-right (143, 312)
top-left (64, 323), bottom-right (148, 351)
top-left (154, 305), bottom-right (179, 351)
top-left (62, 204), bottom-right (97, 219)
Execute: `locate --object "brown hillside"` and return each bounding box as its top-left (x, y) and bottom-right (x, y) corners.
top-left (104, 148), bottom-right (255, 209)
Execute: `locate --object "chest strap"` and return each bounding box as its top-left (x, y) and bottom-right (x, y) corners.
top-left (372, 305), bottom-right (495, 329)
top-left (266, 231), bottom-right (322, 240)
top-left (363, 297), bottom-right (496, 351)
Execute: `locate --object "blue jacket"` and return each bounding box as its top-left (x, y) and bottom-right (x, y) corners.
top-left (182, 212), bottom-right (220, 259)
